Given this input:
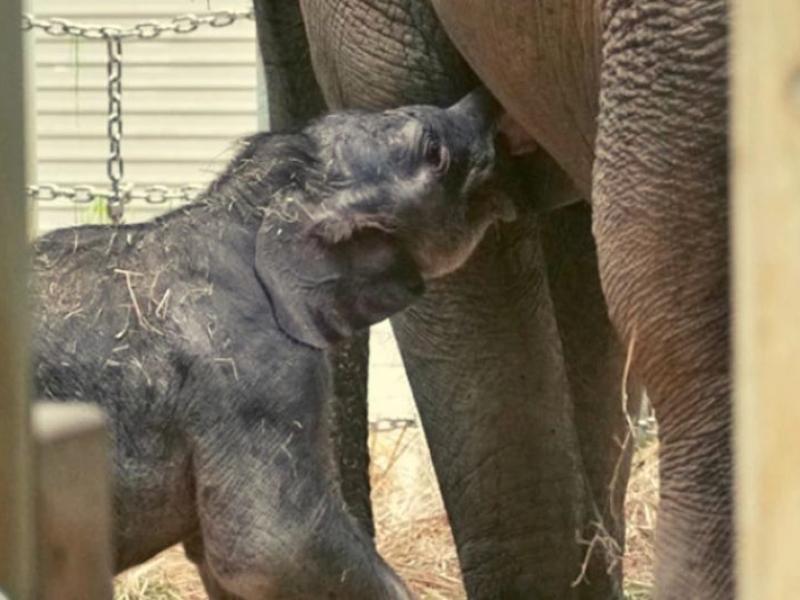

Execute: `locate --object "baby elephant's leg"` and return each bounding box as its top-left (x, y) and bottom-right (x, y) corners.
top-left (183, 532), bottom-right (241, 600)
top-left (183, 531), bottom-right (241, 600)
top-left (189, 415), bottom-right (410, 600)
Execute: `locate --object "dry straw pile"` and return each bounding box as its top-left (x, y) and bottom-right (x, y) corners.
top-left (622, 438), bottom-right (659, 599)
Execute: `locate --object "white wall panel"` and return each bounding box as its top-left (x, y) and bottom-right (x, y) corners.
top-left (30, 0), bottom-right (258, 231)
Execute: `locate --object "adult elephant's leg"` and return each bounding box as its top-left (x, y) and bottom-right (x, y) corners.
top-left (253, 0), bottom-right (374, 537)
top-left (542, 201), bottom-right (640, 597)
top-left (327, 332), bottom-right (374, 537)
top-left (593, 1), bottom-right (731, 598)
top-left (299, 1), bottom-right (621, 596)
top-left (253, 0), bottom-right (326, 129)
top-left (392, 213), bottom-right (592, 600)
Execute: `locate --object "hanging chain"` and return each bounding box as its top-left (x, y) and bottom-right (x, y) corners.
top-left (21, 8), bottom-right (254, 219)
top-left (105, 32), bottom-right (124, 223)
top-left (20, 9), bottom-right (254, 41)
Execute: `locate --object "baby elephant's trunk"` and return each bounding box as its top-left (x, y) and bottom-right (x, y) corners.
top-left (447, 87), bottom-right (502, 135)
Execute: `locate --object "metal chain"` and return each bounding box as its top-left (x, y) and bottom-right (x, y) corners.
top-left (105, 33), bottom-right (124, 222)
top-left (21, 8), bottom-right (253, 219)
top-left (26, 183), bottom-right (205, 205)
top-left (128, 184), bottom-right (206, 205)
top-left (21, 8), bottom-right (254, 41)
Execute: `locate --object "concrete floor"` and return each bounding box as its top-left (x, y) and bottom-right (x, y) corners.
top-left (368, 320), bottom-right (418, 422)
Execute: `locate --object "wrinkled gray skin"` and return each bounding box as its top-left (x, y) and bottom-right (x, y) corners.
top-left (260, 0), bottom-right (731, 599)
top-left (425, 1), bottom-right (731, 598)
top-left (253, 1), bottom-right (636, 599)
top-left (30, 93), bottom-right (513, 600)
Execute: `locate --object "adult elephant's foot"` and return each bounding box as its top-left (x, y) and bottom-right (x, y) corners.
top-left (328, 331), bottom-right (374, 538)
top-left (593, 0), bottom-right (732, 596)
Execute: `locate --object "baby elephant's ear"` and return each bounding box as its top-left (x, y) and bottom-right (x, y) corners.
top-left (255, 212), bottom-right (425, 349)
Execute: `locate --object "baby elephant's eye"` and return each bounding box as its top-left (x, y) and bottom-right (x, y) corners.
top-left (423, 134), bottom-right (450, 175)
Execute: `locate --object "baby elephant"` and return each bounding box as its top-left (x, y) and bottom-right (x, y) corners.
top-left (31, 89), bottom-right (514, 600)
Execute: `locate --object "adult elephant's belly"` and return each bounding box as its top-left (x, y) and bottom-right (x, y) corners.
top-left (430, 0), bottom-right (601, 194)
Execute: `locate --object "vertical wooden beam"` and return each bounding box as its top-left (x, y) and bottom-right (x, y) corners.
top-left (0, 0), bottom-right (35, 597)
top-left (733, 0), bottom-right (800, 598)
top-left (34, 403), bottom-right (113, 600)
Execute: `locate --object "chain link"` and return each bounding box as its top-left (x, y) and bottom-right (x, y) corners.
top-left (129, 184), bottom-right (205, 204)
top-left (21, 9), bottom-right (254, 41)
top-left (27, 183), bottom-right (204, 205)
top-left (22, 8), bottom-right (253, 219)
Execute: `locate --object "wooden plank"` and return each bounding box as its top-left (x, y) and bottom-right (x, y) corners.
top-left (0, 0), bottom-right (36, 597)
top-left (733, 0), bottom-right (800, 598)
top-left (33, 403), bottom-right (113, 600)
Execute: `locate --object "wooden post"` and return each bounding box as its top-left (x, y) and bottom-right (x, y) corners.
top-left (34, 403), bottom-right (113, 600)
top-left (0, 6), bottom-right (113, 597)
top-left (0, 0), bottom-right (36, 597)
top-left (733, 0), bottom-right (800, 597)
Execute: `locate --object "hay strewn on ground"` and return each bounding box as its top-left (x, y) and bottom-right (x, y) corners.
top-left (114, 551), bottom-right (201, 600)
top-left (623, 437), bottom-right (659, 599)
top-left (371, 427), bottom-right (465, 599)
top-left (114, 428), bottom-right (659, 599)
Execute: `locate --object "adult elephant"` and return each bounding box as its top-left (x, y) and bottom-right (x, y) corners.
top-left (255, 1), bottom-right (731, 599)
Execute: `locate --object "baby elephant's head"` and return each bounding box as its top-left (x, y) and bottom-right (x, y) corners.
top-left (252, 89), bottom-right (515, 348)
